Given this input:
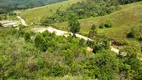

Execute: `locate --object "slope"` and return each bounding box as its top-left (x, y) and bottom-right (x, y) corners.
top-left (20, 0), bottom-right (83, 25)
top-left (53, 1), bottom-right (142, 40)
top-left (0, 0), bottom-right (67, 8)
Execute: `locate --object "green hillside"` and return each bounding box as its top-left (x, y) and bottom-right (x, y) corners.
top-left (53, 1), bottom-right (142, 40)
top-left (52, 1), bottom-right (142, 57)
top-left (0, 0), bottom-right (67, 14)
top-left (0, 0), bottom-right (67, 8)
top-left (20, 0), bottom-right (83, 24)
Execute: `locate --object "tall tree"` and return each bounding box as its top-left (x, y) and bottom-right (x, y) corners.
top-left (88, 24), bottom-right (97, 38)
top-left (68, 14), bottom-right (80, 37)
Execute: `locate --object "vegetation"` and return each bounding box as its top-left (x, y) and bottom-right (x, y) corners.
top-left (0, 25), bottom-right (142, 79)
top-left (0, 0), bottom-right (67, 14)
top-left (20, 0), bottom-right (82, 24)
top-left (41, 0), bottom-right (120, 25)
top-left (0, 0), bottom-right (142, 79)
top-left (41, 0), bottom-right (141, 25)
top-left (53, 1), bottom-right (142, 56)
top-left (68, 14), bottom-right (80, 37)
top-left (88, 24), bottom-right (97, 38)
top-left (127, 22), bottom-right (142, 41)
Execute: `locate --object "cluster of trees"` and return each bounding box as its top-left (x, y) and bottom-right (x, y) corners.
top-left (41, 0), bottom-right (141, 25)
top-left (42, 0), bottom-right (119, 25)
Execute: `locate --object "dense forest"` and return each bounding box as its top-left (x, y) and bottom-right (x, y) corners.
top-left (42, 0), bottom-right (141, 25)
top-left (0, 0), bottom-right (67, 14)
top-left (0, 25), bottom-right (142, 79)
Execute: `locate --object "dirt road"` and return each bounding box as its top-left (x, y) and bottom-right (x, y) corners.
top-left (32, 27), bottom-right (120, 53)
top-left (17, 16), bottom-right (27, 26)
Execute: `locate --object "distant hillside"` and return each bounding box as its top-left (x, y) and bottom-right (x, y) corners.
top-left (20, 0), bottom-right (82, 24)
top-left (0, 0), bottom-right (67, 13)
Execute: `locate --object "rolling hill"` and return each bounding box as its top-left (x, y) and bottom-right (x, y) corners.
top-left (20, 0), bottom-right (83, 24)
top-left (0, 0), bottom-right (67, 8)
top-left (53, 1), bottom-right (142, 39)
top-left (0, 0), bottom-right (67, 14)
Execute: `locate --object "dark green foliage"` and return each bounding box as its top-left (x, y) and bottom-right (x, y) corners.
top-left (119, 41), bottom-right (141, 58)
top-left (83, 50), bottom-right (119, 79)
top-left (68, 15), bottom-right (80, 36)
top-left (79, 39), bottom-right (86, 46)
top-left (118, 56), bottom-right (142, 80)
top-left (49, 63), bottom-right (65, 76)
top-left (88, 24), bottom-right (97, 38)
top-left (104, 20), bottom-right (113, 28)
top-left (86, 40), bottom-right (94, 47)
top-left (24, 32), bottom-right (31, 42)
top-left (127, 25), bottom-right (142, 40)
top-left (0, 23), bottom-right (2, 27)
top-left (93, 35), bottom-right (110, 53)
top-left (118, 0), bottom-right (141, 4)
top-left (35, 34), bottom-right (47, 52)
top-left (99, 20), bottom-right (113, 29)
top-left (99, 23), bottom-right (105, 29)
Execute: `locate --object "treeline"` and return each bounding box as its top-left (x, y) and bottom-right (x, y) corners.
top-left (0, 25), bottom-right (142, 79)
top-left (42, 0), bottom-right (141, 25)
top-left (0, 0), bottom-right (67, 14)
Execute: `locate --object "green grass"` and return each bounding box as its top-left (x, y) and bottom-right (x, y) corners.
top-left (53, 1), bottom-right (142, 39)
top-left (20, 0), bottom-right (83, 25)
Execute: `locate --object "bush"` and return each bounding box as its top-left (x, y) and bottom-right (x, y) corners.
top-left (0, 23), bottom-right (2, 27)
top-left (93, 35), bottom-right (110, 53)
top-left (24, 32), bottom-right (31, 42)
top-left (34, 34), bottom-right (47, 52)
top-left (99, 23), bottom-right (105, 29)
top-left (127, 25), bottom-right (142, 40)
top-left (99, 20), bottom-right (113, 29)
top-left (104, 20), bottom-right (112, 28)
top-left (48, 63), bottom-right (65, 76)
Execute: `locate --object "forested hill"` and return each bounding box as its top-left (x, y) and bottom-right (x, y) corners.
top-left (0, 0), bottom-right (67, 13)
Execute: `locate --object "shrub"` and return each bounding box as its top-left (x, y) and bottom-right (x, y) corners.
top-left (99, 23), bottom-right (105, 29)
top-left (48, 64), bottom-right (65, 76)
top-left (24, 32), bottom-right (31, 42)
top-left (99, 20), bottom-right (113, 29)
top-left (0, 23), bottom-right (2, 27)
top-left (127, 25), bottom-right (142, 40)
top-left (34, 34), bottom-right (47, 52)
top-left (104, 20), bottom-right (112, 28)
top-left (93, 35), bottom-right (110, 53)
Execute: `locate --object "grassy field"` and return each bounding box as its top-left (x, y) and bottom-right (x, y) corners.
top-left (53, 1), bottom-right (142, 39)
top-left (20, 0), bottom-right (83, 25)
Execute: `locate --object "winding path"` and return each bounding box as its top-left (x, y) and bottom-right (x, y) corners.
top-left (16, 16), bottom-right (120, 54)
top-left (17, 16), bottom-right (27, 26)
top-left (32, 27), bottom-right (120, 53)
top-left (10, 16), bottom-right (142, 60)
